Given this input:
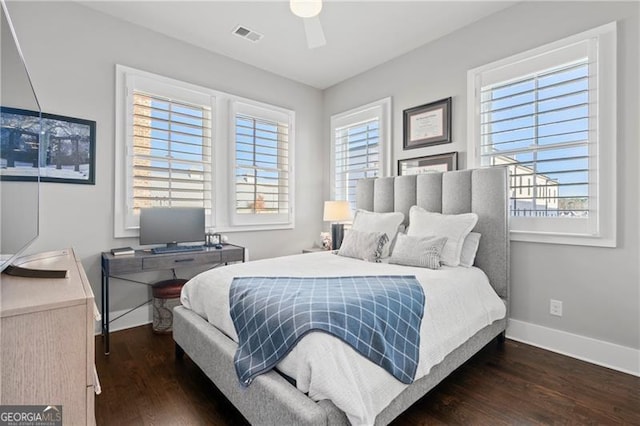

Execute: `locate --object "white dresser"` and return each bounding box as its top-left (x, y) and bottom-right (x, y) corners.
top-left (0, 249), bottom-right (98, 425)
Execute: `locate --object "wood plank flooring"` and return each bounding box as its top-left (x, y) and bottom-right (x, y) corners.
top-left (95, 325), bottom-right (640, 425)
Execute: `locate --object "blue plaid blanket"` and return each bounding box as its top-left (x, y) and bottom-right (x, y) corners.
top-left (229, 275), bottom-right (425, 386)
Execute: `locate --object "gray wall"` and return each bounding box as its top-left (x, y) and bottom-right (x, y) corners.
top-left (7, 1), bottom-right (324, 323)
top-left (323, 1), bottom-right (639, 349)
top-left (6, 1), bottom-right (639, 348)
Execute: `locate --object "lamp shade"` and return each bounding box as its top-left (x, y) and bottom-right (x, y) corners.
top-left (290, 0), bottom-right (322, 18)
top-left (323, 201), bottom-right (351, 222)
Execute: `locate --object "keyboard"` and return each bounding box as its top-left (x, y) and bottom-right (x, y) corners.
top-left (151, 245), bottom-right (205, 254)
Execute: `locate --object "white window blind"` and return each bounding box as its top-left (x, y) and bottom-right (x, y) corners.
top-left (130, 92), bottom-right (212, 214)
top-left (467, 23), bottom-right (616, 247)
top-left (232, 102), bottom-right (293, 226)
top-left (334, 118), bottom-right (380, 210)
top-left (330, 98), bottom-right (390, 211)
top-left (480, 59), bottom-right (591, 218)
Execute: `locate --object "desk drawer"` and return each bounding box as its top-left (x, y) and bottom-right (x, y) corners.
top-left (222, 248), bottom-right (244, 263)
top-left (142, 251), bottom-right (222, 270)
top-left (107, 257), bottom-right (143, 275)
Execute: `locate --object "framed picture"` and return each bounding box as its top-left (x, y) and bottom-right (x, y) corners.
top-left (1, 107), bottom-right (96, 184)
top-left (398, 152), bottom-right (458, 176)
top-left (403, 97), bottom-right (452, 150)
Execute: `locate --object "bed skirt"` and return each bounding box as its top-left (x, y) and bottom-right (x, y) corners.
top-left (173, 305), bottom-right (507, 425)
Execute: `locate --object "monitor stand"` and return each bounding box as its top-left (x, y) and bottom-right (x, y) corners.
top-left (3, 264), bottom-right (67, 279)
top-left (2, 250), bottom-right (69, 279)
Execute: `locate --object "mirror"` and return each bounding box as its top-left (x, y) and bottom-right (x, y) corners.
top-left (0, 0), bottom-right (40, 271)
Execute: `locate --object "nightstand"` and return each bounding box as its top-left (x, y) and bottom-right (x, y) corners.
top-left (302, 247), bottom-right (330, 254)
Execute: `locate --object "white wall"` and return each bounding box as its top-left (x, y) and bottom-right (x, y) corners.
top-left (7, 1), bottom-right (324, 326)
top-left (324, 1), bottom-right (639, 352)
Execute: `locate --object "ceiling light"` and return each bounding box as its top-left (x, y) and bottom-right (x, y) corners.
top-left (290, 0), bottom-right (322, 18)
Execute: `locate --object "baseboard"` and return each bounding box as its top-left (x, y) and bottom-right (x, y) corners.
top-left (94, 305), bottom-right (152, 335)
top-left (506, 319), bottom-right (640, 377)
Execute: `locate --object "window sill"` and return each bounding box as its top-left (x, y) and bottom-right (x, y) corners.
top-left (510, 230), bottom-right (616, 248)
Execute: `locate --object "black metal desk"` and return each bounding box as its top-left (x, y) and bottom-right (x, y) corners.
top-left (100, 244), bottom-right (244, 355)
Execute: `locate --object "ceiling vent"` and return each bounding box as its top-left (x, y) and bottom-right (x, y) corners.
top-left (233, 25), bottom-right (263, 43)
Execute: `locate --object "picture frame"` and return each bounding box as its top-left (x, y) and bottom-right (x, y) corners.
top-left (398, 152), bottom-right (458, 176)
top-left (1, 107), bottom-right (96, 184)
top-left (403, 97), bottom-right (452, 150)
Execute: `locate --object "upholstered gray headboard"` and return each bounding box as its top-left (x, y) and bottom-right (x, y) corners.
top-left (356, 167), bottom-right (509, 300)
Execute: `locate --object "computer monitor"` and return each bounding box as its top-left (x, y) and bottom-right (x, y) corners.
top-left (139, 207), bottom-right (205, 247)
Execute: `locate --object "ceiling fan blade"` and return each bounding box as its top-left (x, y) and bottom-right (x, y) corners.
top-left (303, 16), bottom-right (326, 49)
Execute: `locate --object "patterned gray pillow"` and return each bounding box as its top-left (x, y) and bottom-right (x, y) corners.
top-left (337, 229), bottom-right (389, 262)
top-left (388, 234), bottom-right (447, 269)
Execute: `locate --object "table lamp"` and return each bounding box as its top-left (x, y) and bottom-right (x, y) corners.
top-left (323, 200), bottom-right (351, 250)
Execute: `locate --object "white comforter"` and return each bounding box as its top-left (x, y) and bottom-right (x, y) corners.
top-left (181, 252), bottom-right (506, 425)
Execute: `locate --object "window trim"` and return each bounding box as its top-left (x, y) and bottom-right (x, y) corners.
top-left (117, 65), bottom-right (221, 238)
top-left (114, 65), bottom-right (295, 238)
top-left (467, 22), bottom-right (616, 247)
top-left (329, 97), bottom-right (392, 204)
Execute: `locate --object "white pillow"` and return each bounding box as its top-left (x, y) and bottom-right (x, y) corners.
top-left (459, 232), bottom-right (481, 268)
top-left (407, 206), bottom-right (478, 267)
top-left (388, 234), bottom-right (447, 270)
top-left (352, 210), bottom-right (405, 258)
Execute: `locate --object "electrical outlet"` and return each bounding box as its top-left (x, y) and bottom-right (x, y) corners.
top-left (550, 299), bottom-right (563, 317)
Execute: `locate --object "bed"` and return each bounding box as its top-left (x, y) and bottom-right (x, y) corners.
top-left (173, 167), bottom-right (509, 425)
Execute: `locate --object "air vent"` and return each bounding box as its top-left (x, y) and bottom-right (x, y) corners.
top-left (233, 25), bottom-right (263, 43)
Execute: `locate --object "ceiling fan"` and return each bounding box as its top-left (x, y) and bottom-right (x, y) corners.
top-left (290, 0), bottom-right (326, 49)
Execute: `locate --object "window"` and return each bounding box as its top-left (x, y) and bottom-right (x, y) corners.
top-left (330, 98), bottom-right (391, 210)
top-left (117, 71), bottom-right (215, 234)
top-left (467, 23), bottom-right (616, 247)
top-left (231, 101), bottom-right (293, 226)
top-left (483, 60), bottom-right (590, 219)
top-left (130, 92), bottom-right (212, 212)
top-left (115, 66), bottom-right (295, 237)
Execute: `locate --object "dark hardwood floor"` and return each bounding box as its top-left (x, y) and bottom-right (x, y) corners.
top-left (95, 325), bottom-right (640, 425)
